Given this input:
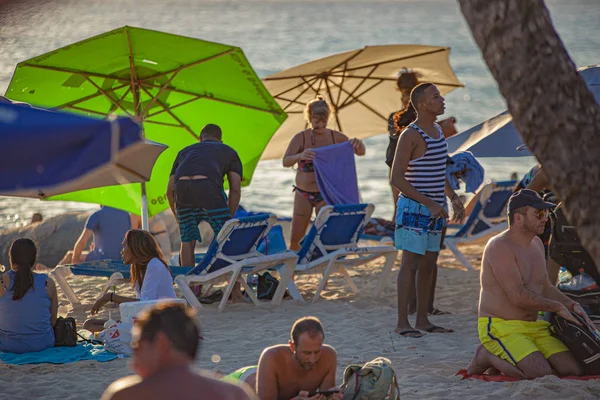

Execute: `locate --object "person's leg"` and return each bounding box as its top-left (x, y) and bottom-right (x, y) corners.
top-left (414, 251), bottom-right (452, 333)
top-left (428, 226), bottom-right (449, 315)
top-left (547, 351), bottom-right (584, 376)
top-left (290, 190), bottom-right (314, 251)
top-left (83, 318), bottom-right (107, 333)
top-left (395, 250), bottom-right (423, 337)
top-left (59, 251), bottom-right (73, 265)
top-left (467, 344), bottom-right (526, 379)
top-left (516, 352), bottom-right (554, 379)
top-left (535, 322), bottom-right (583, 376)
top-left (180, 241), bottom-right (196, 267)
top-left (176, 207), bottom-right (202, 267)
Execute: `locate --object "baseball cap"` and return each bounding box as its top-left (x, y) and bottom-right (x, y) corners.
top-left (508, 189), bottom-right (555, 212)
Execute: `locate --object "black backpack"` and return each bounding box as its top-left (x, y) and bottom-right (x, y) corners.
top-left (549, 203), bottom-right (600, 285)
top-left (54, 317), bottom-right (78, 347)
top-left (548, 311), bottom-right (600, 374)
top-left (257, 272), bottom-right (279, 300)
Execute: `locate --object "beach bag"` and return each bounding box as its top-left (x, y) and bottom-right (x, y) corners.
top-left (98, 322), bottom-right (133, 356)
top-left (257, 271), bottom-right (279, 300)
top-left (341, 357), bottom-right (400, 400)
top-left (54, 317), bottom-right (77, 347)
top-left (549, 311), bottom-right (600, 374)
top-left (257, 225), bottom-right (287, 255)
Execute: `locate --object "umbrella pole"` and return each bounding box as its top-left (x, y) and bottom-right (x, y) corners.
top-left (141, 182), bottom-right (149, 230)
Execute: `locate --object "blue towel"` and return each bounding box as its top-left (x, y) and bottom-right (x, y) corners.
top-left (0, 343), bottom-right (119, 365)
top-left (313, 141), bottom-right (360, 205)
top-left (447, 151), bottom-right (485, 193)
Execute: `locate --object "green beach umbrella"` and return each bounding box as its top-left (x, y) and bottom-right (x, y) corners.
top-left (6, 26), bottom-right (286, 226)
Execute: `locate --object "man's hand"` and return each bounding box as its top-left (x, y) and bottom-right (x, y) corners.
top-left (90, 293), bottom-right (110, 315)
top-left (426, 200), bottom-right (448, 219)
top-left (572, 303), bottom-right (594, 327)
top-left (557, 304), bottom-right (581, 326)
top-left (328, 387), bottom-right (343, 400)
top-left (451, 196), bottom-right (465, 223)
top-left (293, 391), bottom-right (323, 400)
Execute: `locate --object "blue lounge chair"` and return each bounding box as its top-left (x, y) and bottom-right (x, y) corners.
top-left (289, 204), bottom-right (398, 302)
top-left (443, 180), bottom-right (517, 271)
top-left (173, 214), bottom-right (298, 312)
top-left (52, 215), bottom-right (298, 312)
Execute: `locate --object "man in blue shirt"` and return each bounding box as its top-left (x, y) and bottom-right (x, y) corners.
top-left (59, 206), bottom-right (131, 264)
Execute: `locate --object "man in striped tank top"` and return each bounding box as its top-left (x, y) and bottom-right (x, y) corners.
top-left (390, 83), bottom-right (465, 338)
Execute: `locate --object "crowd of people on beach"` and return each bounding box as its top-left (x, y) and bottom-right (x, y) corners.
top-left (0, 68), bottom-right (598, 399)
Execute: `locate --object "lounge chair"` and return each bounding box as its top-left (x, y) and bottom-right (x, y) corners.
top-left (51, 260), bottom-right (189, 308)
top-left (53, 215), bottom-right (298, 312)
top-left (289, 204), bottom-right (398, 302)
top-left (443, 180), bottom-right (517, 271)
top-left (174, 214), bottom-right (298, 312)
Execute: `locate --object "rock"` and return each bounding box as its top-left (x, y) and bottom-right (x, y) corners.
top-left (0, 211), bottom-right (89, 268)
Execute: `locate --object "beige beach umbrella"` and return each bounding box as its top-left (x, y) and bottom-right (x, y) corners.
top-left (261, 44), bottom-right (464, 160)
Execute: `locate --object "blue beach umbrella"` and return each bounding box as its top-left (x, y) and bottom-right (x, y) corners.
top-left (0, 101), bottom-right (166, 198)
top-left (447, 65), bottom-right (600, 157)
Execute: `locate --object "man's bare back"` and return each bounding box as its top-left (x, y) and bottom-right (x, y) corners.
top-left (479, 231), bottom-right (548, 321)
top-left (257, 344), bottom-right (337, 400)
top-left (102, 366), bottom-right (255, 400)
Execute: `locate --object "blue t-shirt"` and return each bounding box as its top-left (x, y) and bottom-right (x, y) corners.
top-left (85, 207), bottom-right (131, 260)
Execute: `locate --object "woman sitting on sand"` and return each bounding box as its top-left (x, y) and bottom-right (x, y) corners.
top-left (283, 96), bottom-right (366, 250)
top-left (84, 229), bottom-right (177, 333)
top-left (0, 238), bottom-right (58, 354)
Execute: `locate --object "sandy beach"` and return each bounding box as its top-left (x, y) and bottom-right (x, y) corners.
top-left (1, 236), bottom-right (599, 400)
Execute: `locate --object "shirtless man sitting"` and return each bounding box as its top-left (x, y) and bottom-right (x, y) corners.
top-left (101, 302), bottom-right (254, 400)
top-left (257, 317), bottom-right (342, 400)
top-left (467, 189), bottom-right (592, 379)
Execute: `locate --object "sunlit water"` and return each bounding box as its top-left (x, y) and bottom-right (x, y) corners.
top-left (1, 0), bottom-right (598, 229)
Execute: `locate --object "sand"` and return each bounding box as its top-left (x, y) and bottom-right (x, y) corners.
top-left (1, 237), bottom-right (599, 400)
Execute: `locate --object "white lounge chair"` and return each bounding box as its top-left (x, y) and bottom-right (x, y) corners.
top-left (289, 204), bottom-right (398, 302)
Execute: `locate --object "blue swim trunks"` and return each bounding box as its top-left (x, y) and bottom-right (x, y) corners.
top-left (395, 195), bottom-right (446, 255)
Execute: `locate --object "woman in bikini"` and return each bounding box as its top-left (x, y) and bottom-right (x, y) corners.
top-left (283, 96), bottom-right (366, 250)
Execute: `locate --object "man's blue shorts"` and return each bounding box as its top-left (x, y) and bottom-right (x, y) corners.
top-left (395, 195), bottom-right (446, 255)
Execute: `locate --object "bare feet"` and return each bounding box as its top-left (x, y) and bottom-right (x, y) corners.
top-left (467, 344), bottom-right (526, 379)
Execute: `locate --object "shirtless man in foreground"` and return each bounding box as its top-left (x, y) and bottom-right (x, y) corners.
top-left (101, 303), bottom-right (254, 400)
top-left (467, 189), bottom-right (592, 379)
top-left (257, 317), bottom-right (342, 400)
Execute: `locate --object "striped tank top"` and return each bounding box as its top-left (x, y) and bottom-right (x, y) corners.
top-left (404, 123), bottom-right (447, 205)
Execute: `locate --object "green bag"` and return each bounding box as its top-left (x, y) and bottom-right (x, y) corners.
top-left (341, 357), bottom-right (400, 400)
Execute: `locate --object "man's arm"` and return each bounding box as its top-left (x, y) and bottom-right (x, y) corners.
top-left (487, 239), bottom-right (566, 313)
top-left (227, 171), bottom-right (242, 217)
top-left (256, 349), bottom-right (279, 400)
top-left (444, 178), bottom-right (465, 222)
top-left (526, 166), bottom-right (550, 193)
top-left (319, 346), bottom-right (343, 400)
top-left (390, 129), bottom-right (447, 218)
top-left (166, 175), bottom-right (176, 217)
top-left (72, 229), bottom-right (93, 263)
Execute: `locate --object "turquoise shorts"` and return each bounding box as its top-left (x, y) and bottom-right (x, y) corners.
top-left (395, 195), bottom-right (446, 255)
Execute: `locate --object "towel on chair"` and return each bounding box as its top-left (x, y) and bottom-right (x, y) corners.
top-left (0, 343), bottom-right (119, 365)
top-left (313, 141), bottom-right (360, 205)
top-left (447, 151), bottom-right (484, 193)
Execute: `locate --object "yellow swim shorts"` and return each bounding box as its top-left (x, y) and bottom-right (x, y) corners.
top-left (478, 317), bottom-right (569, 365)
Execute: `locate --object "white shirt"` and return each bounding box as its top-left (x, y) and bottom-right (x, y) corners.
top-left (135, 258), bottom-right (177, 301)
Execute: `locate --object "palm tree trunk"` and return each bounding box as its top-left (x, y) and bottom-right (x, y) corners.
top-left (458, 0), bottom-right (600, 275)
